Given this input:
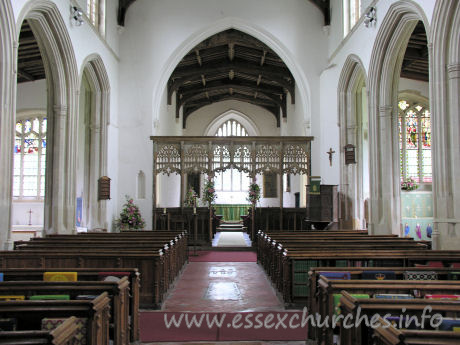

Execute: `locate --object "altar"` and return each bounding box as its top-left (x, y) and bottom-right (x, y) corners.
top-left (214, 204), bottom-right (250, 221)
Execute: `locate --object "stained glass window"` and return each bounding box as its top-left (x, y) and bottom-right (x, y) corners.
top-left (214, 119), bottom-right (249, 192)
top-left (13, 115), bottom-right (47, 199)
top-left (398, 99), bottom-right (431, 183)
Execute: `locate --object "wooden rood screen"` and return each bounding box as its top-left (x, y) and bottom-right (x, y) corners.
top-left (150, 136), bottom-right (313, 234)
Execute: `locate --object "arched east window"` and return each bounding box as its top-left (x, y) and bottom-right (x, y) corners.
top-left (214, 119), bottom-right (250, 192)
top-left (13, 115), bottom-right (47, 199)
top-left (398, 99), bottom-right (432, 183)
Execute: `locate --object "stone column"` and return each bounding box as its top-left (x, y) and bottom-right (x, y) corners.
top-left (436, 63), bottom-right (460, 249)
top-left (44, 105), bottom-right (69, 234)
top-left (369, 105), bottom-right (400, 235)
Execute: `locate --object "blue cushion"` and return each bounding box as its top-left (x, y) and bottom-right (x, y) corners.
top-left (319, 271), bottom-right (351, 280)
top-left (362, 270), bottom-right (396, 280)
top-left (439, 319), bottom-right (460, 331)
top-left (0, 273), bottom-right (3, 282)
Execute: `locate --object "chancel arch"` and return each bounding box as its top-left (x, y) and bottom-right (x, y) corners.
top-left (367, 1), bottom-right (430, 240)
top-left (15, 0), bottom-right (79, 236)
top-left (338, 54), bottom-right (369, 229)
top-left (152, 17), bottom-right (312, 135)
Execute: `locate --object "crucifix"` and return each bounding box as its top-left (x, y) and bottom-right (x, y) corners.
top-left (27, 208), bottom-right (33, 226)
top-left (327, 147), bottom-right (335, 166)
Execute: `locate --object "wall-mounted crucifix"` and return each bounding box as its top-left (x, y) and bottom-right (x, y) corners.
top-left (327, 147), bottom-right (335, 166)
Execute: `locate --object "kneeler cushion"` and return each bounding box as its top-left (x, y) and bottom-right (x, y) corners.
top-left (42, 317), bottom-right (87, 345)
top-left (318, 271), bottom-right (351, 280)
top-left (438, 319), bottom-right (460, 331)
top-left (425, 294), bottom-right (460, 300)
top-left (361, 270), bottom-right (396, 280)
top-left (98, 271), bottom-right (130, 280)
top-left (0, 273), bottom-right (3, 282)
top-left (43, 272), bottom-right (77, 282)
top-left (333, 293), bottom-right (369, 316)
top-left (403, 271), bottom-right (437, 280)
top-left (374, 294), bottom-right (414, 299)
top-left (0, 295), bottom-right (24, 301)
top-left (29, 294), bottom-right (70, 300)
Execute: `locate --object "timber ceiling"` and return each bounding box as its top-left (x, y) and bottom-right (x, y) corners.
top-left (400, 21), bottom-right (428, 82)
top-left (168, 29), bottom-right (295, 128)
top-left (17, 20), bottom-right (45, 84)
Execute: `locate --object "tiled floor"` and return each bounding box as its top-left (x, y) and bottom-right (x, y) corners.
top-left (159, 262), bottom-right (284, 312)
top-left (141, 259), bottom-right (309, 344)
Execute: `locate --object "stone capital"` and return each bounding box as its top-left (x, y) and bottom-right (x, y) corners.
top-left (447, 63), bottom-right (460, 79)
top-left (53, 105), bottom-right (68, 116)
top-left (378, 105), bottom-right (393, 118)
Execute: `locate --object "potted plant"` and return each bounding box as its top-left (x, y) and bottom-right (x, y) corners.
top-left (247, 181), bottom-right (261, 205)
top-left (401, 177), bottom-right (418, 191)
top-left (116, 195), bottom-right (145, 230)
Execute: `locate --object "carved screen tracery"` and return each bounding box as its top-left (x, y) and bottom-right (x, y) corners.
top-left (282, 144), bottom-right (309, 175)
top-left (151, 136), bottom-right (312, 177)
top-left (183, 144), bottom-right (208, 173)
top-left (255, 144), bottom-right (281, 174)
top-left (156, 144), bottom-right (181, 175)
top-left (233, 144), bottom-right (252, 173)
top-left (212, 144), bottom-right (231, 173)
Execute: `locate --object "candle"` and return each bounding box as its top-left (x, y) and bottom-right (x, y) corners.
top-left (163, 208), bottom-right (166, 214)
top-left (193, 207), bottom-right (196, 214)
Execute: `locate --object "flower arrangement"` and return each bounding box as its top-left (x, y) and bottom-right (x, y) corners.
top-left (247, 182), bottom-right (261, 205)
top-left (401, 177), bottom-right (418, 191)
top-left (116, 195), bottom-right (145, 230)
top-left (203, 177), bottom-right (217, 206)
top-left (184, 187), bottom-right (198, 207)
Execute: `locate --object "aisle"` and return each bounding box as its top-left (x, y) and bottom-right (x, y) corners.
top-left (140, 258), bottom-right (308, 343)
top-left (215, 232), bottom-right (249, 247)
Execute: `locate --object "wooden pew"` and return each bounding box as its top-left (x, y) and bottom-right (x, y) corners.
top-left (309, 266), bottom-right (460, 319)
top-left (0, 292), bottom-right (111, 345)
top-left (317, 278), bottom-right (460, 345)
top-left (372, 316), bottom-right (460, 345)
top-left (0, 278), bottom-right (130, 345)
top-left (280, 250), bottom-right (460, 304)
top-left (339, 291), bottom-right (460, 345)
top-left (8, 231), bottom-right (189, 307)
top-left (0, 316), bottom-right (79, 345)
top-left (0, 267), bottom-right (140, 343)
top-left (0, 250), bottom-right (163, 308)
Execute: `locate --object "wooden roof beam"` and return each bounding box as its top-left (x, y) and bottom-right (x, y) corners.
top-left (17, 69), bottom-right (35, 82)
top-left (171, 60), bottom-right (292, 80)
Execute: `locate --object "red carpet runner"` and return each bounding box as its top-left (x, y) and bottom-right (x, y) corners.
top-left (189, 251), bottom-right (257, 262)
top-left (140, 311), bottom-right (308, 342)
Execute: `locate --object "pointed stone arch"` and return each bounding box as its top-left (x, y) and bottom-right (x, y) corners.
top-left (367, 1), bottom-right (430, 237)
top-left (0, 0), bottom-right (17, 248)
top-left (79, 54), bottom-right (111, 230)
top-left (430, 1), bottom-right (460, 249)
top-left (16, 0), bottom-right (79, 235)
top-left (338, 54), bottom-right (368, 229)
top-left (152, 17), bottom-right (311, 135)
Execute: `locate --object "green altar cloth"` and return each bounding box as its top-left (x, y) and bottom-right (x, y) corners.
top-left (214, 204), bottom-right (250, 221)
